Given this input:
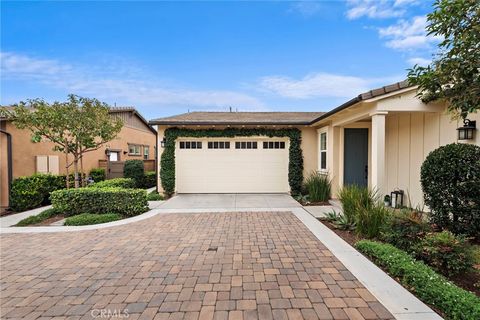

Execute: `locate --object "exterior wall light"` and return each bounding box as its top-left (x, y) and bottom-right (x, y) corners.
top-left (160, 137), bottom-right (166, 148)
top-left (390, 189), bottom-right (404, 208)
top-left (457, 119), bottom-right (476, 140)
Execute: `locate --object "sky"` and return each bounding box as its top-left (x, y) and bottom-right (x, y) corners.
top-left (1, 0), bottom-right (438, 120)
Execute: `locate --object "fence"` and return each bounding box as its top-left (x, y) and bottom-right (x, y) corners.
top-left (98, 159), bottom-right (156, 179)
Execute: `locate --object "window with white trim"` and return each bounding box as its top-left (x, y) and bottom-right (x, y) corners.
top-left (320, 132), bottom-right (327, 171)
top-left (263, 141), bottom-right (285, 149)
top-left (128, 144), bottom-right (141, 155)
top-left (179, 141), bottom-right (202, 149)
top-left (235, 141), bottom-right (257, 149)
top-left (208, 141), bottom-right (230, 149)
top-left (143, 146), bottom-right (150, 159)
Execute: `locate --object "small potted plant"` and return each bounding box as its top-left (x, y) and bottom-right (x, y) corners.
top-left (384, 195), bottom-right (391, 207)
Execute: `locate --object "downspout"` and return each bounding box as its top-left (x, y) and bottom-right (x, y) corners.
top-left (0, 128), bottom-right (13, 210)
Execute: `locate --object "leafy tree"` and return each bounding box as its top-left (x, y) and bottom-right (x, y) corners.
top-left (0, 95), bottom-right (123, 188)
top-left (408, 0), bottom-right (480, 119)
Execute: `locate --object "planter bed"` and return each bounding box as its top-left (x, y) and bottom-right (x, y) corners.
top-left (318, 218), bottom-right (480, 297)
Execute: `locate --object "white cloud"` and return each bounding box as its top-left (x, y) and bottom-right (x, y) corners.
top-left (0, 51), bottom-right (265, 110)
top-left (378, 16), bottom-right (440, 50)
top-left (346, 0), bottom-right (418, 20)
top-left (289, 2), bottom-right (322, 17)
top-left (258, 72), bottom-right (401, 99)
top-left (407, 57), bottom-right (431, 66)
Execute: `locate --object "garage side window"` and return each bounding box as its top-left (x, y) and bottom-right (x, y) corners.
top-left (320, 132), bottom-right (327, 171)
top-left (235, 141), bottom-right (257, 149)
top-left (179, 141), bottom-right (203, 149)
top-left (208, 141), bottom-right (230, 149)
top-left (263, 141), bottom-right (286, 149)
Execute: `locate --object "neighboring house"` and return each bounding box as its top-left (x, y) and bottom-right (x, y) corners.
top-left (0, 107), bottom-right (156, 212)
top-left (151, 81), bottom-right (479, 208)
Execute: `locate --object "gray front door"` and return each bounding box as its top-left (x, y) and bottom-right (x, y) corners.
top-left (344, 128), bottom-right (368, 187)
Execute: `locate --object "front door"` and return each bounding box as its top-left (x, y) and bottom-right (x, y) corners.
top-left (344, 128), bottom-right (368, 187)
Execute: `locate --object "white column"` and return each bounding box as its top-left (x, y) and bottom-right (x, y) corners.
top-left (371, 112), bottom-right (388, 194)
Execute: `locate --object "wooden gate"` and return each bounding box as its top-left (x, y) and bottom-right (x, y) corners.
top-left (108, 161), bottom-right (125, 179)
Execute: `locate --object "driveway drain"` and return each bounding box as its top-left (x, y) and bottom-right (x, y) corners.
top-left (206, 247), bottom-right (218, 252)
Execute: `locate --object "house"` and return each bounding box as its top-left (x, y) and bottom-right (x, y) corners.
top-left (151, 81), bottom-right (479, 207)
top-left (0, 107), bottom-right (157, 212)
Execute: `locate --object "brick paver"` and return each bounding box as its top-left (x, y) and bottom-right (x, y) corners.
top-left (0, 212), bottom-right (394, 319)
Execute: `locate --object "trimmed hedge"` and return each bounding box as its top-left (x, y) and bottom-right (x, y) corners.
top-left (356, 240), bottom-right (480, 320)
top-left (124, 160), bottom-right (144, 187)
top-left (143, 171), bottom-right (156, 188)
top-left (89, 168), bottom-right (106, 182)
top-left (64, 213), bottom-right (122, 226)
top-left (161, 127), bottom-right (303, 195)
top-left (51, 187), bottom-right (148, 216)
top-left (147, 190), bottom-right (164, 201)
top-left (89, 178), bottom-right (136, 189)
top-left (421, 143), bottom-right (480, 237)
top-left (9, 174), bottom-right (65, 212)
top-left (16, 208), bottom-right (61, 226)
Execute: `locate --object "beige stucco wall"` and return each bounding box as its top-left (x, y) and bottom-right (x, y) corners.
top-left (155, 125), bottom-right (317, 194)
top-left (0, 121), bottom-right (156, 211)
top-left (385, 110), bottom-right (480, 208)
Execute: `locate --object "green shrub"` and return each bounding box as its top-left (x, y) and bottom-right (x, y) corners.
top-left (124, 160), bottom-right (144, 187)
top-left (64, 213), bottom-right (122, 226)
top-left (9, 174), bottom-right (65, 212)
top-left (356, 203), bottom-right (390, 239)
top-left (147, 190), bottom-right (164, 201)
top-left (51, 187), bottom-right (148, 216)
top-left (89, 168), bottom-right (106, 182)
top-left (143, 171), bottom-right (156, 188)
top-left (337, 185), bottom-right (378, 227)
top-left (89, 178), bottom-right (135, 189)
top-left (304, 171), bottom-right (331, 202)
top-left (356, 240), bottom-right (480, 320)
top-left (381, 208), bottom-right (431, 253)
top-left (15, 208), bottom-right (61, 226)
top-left (415, 231), bottom-right (475, 276)
top-left (421, 143), bottom-right (480, 238)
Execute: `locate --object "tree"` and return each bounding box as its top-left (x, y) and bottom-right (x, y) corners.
top-left (408, 0), bottom-right (480, 119)
top-left (0, 95), bottom-right (123, 188)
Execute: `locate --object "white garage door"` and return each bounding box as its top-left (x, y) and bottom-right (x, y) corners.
top-left (176, 138), bottom-right (289, 193)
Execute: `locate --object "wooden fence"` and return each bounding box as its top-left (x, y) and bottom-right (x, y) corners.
top-left (98, 159), bottom-right (156, 179)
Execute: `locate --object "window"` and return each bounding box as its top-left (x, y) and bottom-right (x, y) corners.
top-left (179, 141), bottom-right (202, 149)
top-left (144, 146), bottom-right (149, 160)
top-left (208, 141), bottom-right (230, 149)
top-left (320, 132), bottom-right (327, 171)
top-left (235, 141), bottom-right (257, 149)
top-left (128, 144), bottom-right (141, 155)
top-left (263, 141), bottom-right (286, 149)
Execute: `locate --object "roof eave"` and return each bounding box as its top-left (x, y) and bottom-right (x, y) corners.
top-left (148, 121), bottom-right (313, 126)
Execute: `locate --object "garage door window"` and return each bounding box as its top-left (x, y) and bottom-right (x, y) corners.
top-left (235, 141), bottom-right (257, 149)
top-left (263, 141), bottom-right (285, 149)
top-left (208, 141), bottom-right (230, 149)
top-left (180, 141), bottom-right (202, 149)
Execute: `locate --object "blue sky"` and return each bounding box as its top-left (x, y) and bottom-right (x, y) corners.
top-left (1, 1), bottom-right (437, 119)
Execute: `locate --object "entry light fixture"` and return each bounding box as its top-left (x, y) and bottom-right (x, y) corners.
top-left (160, 137), bottom-right (166, 148)
top-left (457, 119), bottom-right (476, 140)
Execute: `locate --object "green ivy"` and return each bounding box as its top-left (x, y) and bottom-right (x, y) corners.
top-left (160, 127), bottom-right (304, 195)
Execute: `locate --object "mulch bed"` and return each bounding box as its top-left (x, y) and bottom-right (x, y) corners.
top-left (318, 218), bottom-right (480, 297)
top-left (33, 214), bottom-right (65, 226)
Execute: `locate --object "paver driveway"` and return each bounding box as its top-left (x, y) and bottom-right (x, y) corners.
top-left (0, 211), bottom-right (393, 320)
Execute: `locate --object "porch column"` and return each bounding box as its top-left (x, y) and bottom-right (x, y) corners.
top-left (370, 111), bottom-right (388, 194)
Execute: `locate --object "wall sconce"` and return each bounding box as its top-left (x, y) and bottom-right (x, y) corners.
top-left (105, 148), bottom-right (111, 157)
top-left (457, 119), bottom-right (476, 140)
top-left (160, 137), bottom-right (166, 148)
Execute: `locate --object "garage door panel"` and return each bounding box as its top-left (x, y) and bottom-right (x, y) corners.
top-left (175, 139), bottom-right (289, 193)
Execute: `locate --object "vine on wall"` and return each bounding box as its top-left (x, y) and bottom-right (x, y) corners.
top-left (160, 127), bottom-right (304, 195)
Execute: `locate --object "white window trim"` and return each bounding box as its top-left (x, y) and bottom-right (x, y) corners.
top-left (318, 128), bottom-right (328, 173)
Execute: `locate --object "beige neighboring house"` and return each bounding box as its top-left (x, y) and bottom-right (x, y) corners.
top-left (0, 107), bottom-right (157, 212)
top-left (151, 81), bottom-right (479, 208)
